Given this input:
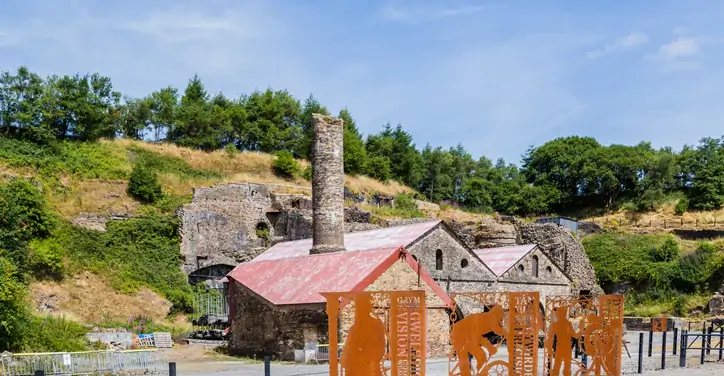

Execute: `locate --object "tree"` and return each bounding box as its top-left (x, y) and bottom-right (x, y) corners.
top-left (338, 108), bottom-right (367, 175)
top-left (298, 94), bottom-right (330, 159)
top-left (366, 123), bottom-right (423, 186)
top-left (241, 89), bottom-right (303, 154)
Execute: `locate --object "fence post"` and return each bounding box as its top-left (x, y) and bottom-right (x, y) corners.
top-left (707, 326), bottom-right (713, 355)
top-left (673, 328), bottom-right (678, 355)
top-left (701, 333), bottom-right (706, 365)
top-left (720, 327), bottom-right (723, 361)
top-left (264, 356), bottom-right (271, 376)
top-left (637, 332), bottom-right (644, 374)
top-left (169, 362), bottom-right (176, 376)
top-left (680, 330), bottom-right (687, 368)
top-left (661, 331), bottom-right (667, 369)
top-left (648, 330), bottom-right (653, 357)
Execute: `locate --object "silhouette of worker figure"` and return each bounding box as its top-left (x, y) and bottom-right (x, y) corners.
top-left (340, 295), bottom-right (386, 376)
top-left (545, 307), bottom-right (578, 376)
top-left (450, 305), bottom-right (507, 376)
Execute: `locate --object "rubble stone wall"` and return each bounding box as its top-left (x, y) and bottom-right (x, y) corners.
top-left (229, 282), bottom-right (328, 361)
top-left (517, 222), bottom-right (602, 294)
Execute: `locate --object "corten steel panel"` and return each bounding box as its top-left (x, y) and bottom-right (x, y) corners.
top-left (322, 291), bottom-right (427, 376)
top-left (472, 244), bottom-right (537, 276)
top-left (252, 220), bottom-right (441, 262)
top-left (651, 316), bottom-right (667, 332)
top-left (508, 292), bottom-right (540, 376)
top-left (544, 294), bottom-right (625, 376)
top-left (228, 249), bottom-right (398, 305)
top-left (447, 292), bottom-right (539, 376)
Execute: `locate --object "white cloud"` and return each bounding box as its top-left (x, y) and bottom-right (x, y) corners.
top-left (644, 30), bottom-right (709, 72)
top-left (379, 4), bottom-right (486, 25)
top-left (586, 32), bottom-right (649, 58)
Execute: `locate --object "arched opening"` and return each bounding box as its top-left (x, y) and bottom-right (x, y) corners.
top-left (532, 255), bottom-right (539, 277)
top-left (435, 249), bottom-right (443, 270)
top-left (546, 266), bottom-right (553, 275)
top-left (460, 258), bottom-right (469, 268)
top-left (518, 264), bottom-right (525, 273)
top-left (256, 222), bottom-right (270, 240)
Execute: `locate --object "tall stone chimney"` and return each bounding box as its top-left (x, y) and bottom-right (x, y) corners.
top-left (309, 114), bottom-right (346, 255)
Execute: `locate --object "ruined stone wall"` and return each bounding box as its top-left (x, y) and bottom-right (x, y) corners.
top-left (498, 247), bottom-right (570, 285)
top-left (178, 182), bottom-right (381, 275)
top-left (178, 183), bottom-right (273, 274)
top-left (517, 222), bottom-right (602, 294)
top-left (229, 283), bottom-right (327, 361)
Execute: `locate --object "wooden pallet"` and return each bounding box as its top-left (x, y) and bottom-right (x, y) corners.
top-left (153, 332), bottom-right (173, 348)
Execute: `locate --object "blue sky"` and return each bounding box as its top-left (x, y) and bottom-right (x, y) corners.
top-left (1, 0), bottom-right (723, 164)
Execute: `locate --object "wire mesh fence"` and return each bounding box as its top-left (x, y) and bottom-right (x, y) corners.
top-left (0, 349), bottom-right (164, 376)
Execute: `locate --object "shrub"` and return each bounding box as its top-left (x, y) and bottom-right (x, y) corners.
top-left (23, 315), bottom-right (89, 352)
top-left (302, 165), bottom-right (313, 181)
top-left (272, 150), bottom-right (299, 178)
top-left (394, 193), bottom-right (418, 211)
top-left (127, 163), bottom-right (163, 204)
top-left (0, 257), bottom-right (29, 352)
top-left (649, 238), bottom-right (679, 262)
top-left (28, 238), bottom-right (66, 279)
top-left (675, 198), bottom-right (689, 215)
top-left (224, 143), bottom-right (239, 156)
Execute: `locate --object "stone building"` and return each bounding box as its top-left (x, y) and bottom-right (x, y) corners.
top-left (226, 220), bottom-right (573, 359)
top-left (226, 113), bottom-right (577, 360)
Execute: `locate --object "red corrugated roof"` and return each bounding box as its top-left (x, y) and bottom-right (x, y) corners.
top-left (227, 249), bottom-right (399, 305)
top-left (252, 220), bottom-right (442, 262)
top-left (472, 244), bottom-right (537, 276)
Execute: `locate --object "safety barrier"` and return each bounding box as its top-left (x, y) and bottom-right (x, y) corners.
top-left (314, 343), bottom-right (344, 363)
top-left (0, 349), bottom-right (164, 376)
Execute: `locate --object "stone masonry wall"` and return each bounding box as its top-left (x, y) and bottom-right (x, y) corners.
top-left (178, 182), bottom-right (381, 276)
top-left (310, 114), bottom-right (345, 254)
top-left (178, 183), bottom-right (273, 274)
top-left (407, 225), bottom-right (496, 281)
top-left (339, 258), bottom-right (450, 358)
top-left (229, 282), bottom-right (328, 360)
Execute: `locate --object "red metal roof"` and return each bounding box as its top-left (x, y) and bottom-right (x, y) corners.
top-left (472, 244), bottom-right (537, 276)
top-left (228, 247), bottom-right (453, 307)
top-left (252, 220), bottom-right (442, 262)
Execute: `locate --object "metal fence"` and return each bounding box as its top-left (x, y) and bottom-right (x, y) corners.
top-left (0, 349), bottom-right (164, 376)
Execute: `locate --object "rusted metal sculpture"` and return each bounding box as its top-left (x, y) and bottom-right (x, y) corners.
top-left (544, 294), bottom-right (625, 376)
top-left (651, 316), bottom-right (667, 332)
top-left (322, 290), bottom-right (426, 376)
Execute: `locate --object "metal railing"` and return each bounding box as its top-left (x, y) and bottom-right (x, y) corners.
top-left (313, 343), bottom-right (344, 363)
top-left (0, 349), bottom-right (164, 376)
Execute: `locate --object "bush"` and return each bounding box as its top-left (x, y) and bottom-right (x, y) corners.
top-left (675, 198), bottom-right (689, 215)
top-left (395, 193), bottom-right (418, 211)
top-left (272, 150), bottom-right (299, 178)
top-left (0, 257), bottom-right (29, 352)
top-left (23, 315), bottom-right (89, 352)
top-left (650, 238), bottom-right (679, 262)
top-left (28, 238), bottom-right (66, 279)
top-left (302, 165), bottom-right (313, 181)
top-left (127, 163), bottom-right (163, 204)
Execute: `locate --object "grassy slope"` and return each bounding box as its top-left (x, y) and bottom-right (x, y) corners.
top-left (0, 137), bottom-right (479, 334)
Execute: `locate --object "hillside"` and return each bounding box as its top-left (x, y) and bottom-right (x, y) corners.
top-left (3, 65), bottom-right (724, 353)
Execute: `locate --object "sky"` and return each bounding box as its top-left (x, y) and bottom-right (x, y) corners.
top-left (1, 0), bottom-right (724, 164)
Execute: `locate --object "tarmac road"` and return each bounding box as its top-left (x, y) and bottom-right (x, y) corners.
top-left (176, 331), bottom-right (724, 376)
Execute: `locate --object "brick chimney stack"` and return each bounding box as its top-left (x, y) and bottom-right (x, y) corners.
top-left (309, 114), bottom-right (346, 255)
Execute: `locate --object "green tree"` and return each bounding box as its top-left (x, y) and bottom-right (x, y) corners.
top-left (298, 94), bottom-right (330, 159)
top-left (338, 108), bottom-right (368, 175)
top-left (0, 257), bottom-right (28, 351)
top-left (241, 89), bottom-right (303, 154)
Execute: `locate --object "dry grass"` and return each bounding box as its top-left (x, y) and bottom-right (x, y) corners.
top-left (586, 199), bottom-right (724, 231)
top-left (436, 207), bottom-right (490, 222)
top-left (111, 139), bottom-right (414, 197)
top-left (47, 178), bottom-right (140, 219)
top-left (30, 271), bottom-right (173, 324)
